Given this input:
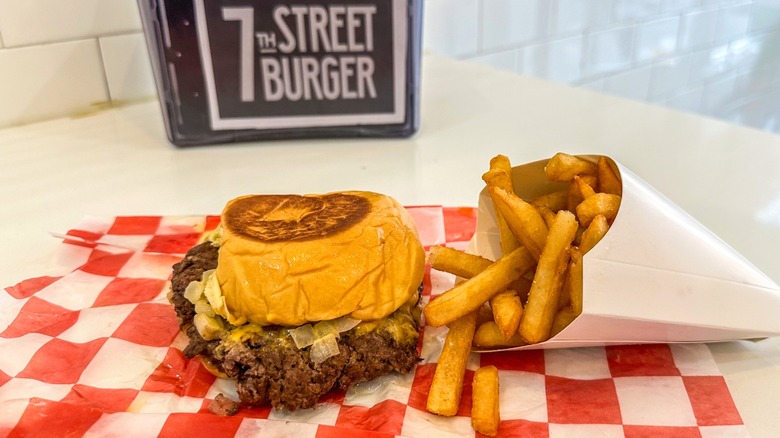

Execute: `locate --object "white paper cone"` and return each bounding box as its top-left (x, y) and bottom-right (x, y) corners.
top-left (473, 155), bottom-right (780, 350)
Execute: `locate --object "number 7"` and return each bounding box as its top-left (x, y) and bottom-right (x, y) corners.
top-left (222, 7), bottom-right (254, 102)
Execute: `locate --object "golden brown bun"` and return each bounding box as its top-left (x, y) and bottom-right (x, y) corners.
top-left (214, 192), bottom-right (425, 326)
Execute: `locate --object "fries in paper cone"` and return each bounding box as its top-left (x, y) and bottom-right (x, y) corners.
top-left (458, 153), bottom-right (780, 351)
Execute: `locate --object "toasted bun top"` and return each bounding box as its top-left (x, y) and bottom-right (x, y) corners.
top-left (214, 191), bottom-right (425, 326)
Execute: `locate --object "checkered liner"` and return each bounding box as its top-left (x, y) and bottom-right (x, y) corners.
top-left (0, 208), bottom-right (747, 437)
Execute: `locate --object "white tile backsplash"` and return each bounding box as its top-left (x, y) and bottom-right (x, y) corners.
top-left (481, 0), bottom-right (546, 51)
top-left (650, 56), bottom-right (692, 99)
top-left (0, 39), bottom-right (108, 127)
top-left (678, 8), bottom-right (720, 51)
top-left (431, 0), bottom-right (779, 133)
top-left (603, 66), bottom-right (653, 101)
top-left (520, 43), bottom-right (546, 78)
top-left (665, 87), bottom-right (704, 113)
top-left (749, 0), bottom-right (780, 32)
top-left (634, 16), bottom-right (680, 63)
top-left (701, 74), bottom-right (738, 115)
top-left (612, 0), bottom-right (661, 21)
top-left (550, 0), bottom-right (589, 35)
top-left (584, 26), bottom-right (634, 75)
top-left (659, 0), bottom-right (700, 13)
top-left (99, 33), bottom-right (155, 102)
top-left (686, 46), bottom-right (730, 83)
top-left (547, 36), bottom-right (583, 84)
top-left (423, 0), bottom-right (480, 58)
top-left (579, 77), bottom-right (605, 92)
top-left (726, 37), bottom-right (761, 70)
top-left (470, 49), bottom-right (520, 73)
top-left (0, 0), bottom-right (141, 47)
top-left (716, 3), bottom-right (752, 41)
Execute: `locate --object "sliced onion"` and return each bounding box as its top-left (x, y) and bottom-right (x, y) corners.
top-left (195, 299), bottom-right (215, 317)
top-left (201, 269), bottom-right (216, 282)
top-left (310, 333), bottom-right (339, 364)
top-left (334, 316), bottom-right (361, 333)
top-left (289, 324), bottom-right (316, 349)
top-left (313, 320), bottom-right (339, 338)
top-left (290, 316), bottom-right (362, 352)
top-left (194, 313), bottom-right (225, 340)
top-left (184, 281), bottom-right (205, 304)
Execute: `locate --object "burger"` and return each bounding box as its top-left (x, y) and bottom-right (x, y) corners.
top-left (169, 191), bottom-right (426, 411)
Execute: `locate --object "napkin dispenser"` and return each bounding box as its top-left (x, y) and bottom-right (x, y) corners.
top-left (138, 0), bottom-right (422, 146)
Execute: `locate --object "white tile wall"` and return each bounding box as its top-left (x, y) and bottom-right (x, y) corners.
top-left (471, 50), bottom-right (520, 73)
top-left (99, 33), bottom-right (155, 102)
top-left (678, 8), bottom-right (719, 51)
top-left (634, 16), bottom-right (679, 63)
top-left (424, 0), bottom-right (780, 134)
top-left (0, 0), bottom-right (141, 47)
top-left (422, 0), bottom-right (480, 58)
top-left (481, 0), bottom-right (546, 51)
top-left (603, 65), bottom-right (653, 101)
top-left (0, 39), bottom-right (108, 127)
top-left (613, 0), bottom-right (662, 21)
top-left (0, 0), bottom-right (778, 135)
top-left (521, 43), bottom-right (545, 77)
top-left (547, 36), bottom-right (583, 84)
top-left (716, 3), bottom-right (752, 41)
top-left (649, 56), bottom-right (692, 100)
top-left (0, 0), bottom-right (152, 128)
top-left (585, 27), bottom-right (634, 76)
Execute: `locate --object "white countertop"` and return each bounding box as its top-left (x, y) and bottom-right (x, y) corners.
top-left (2, 55), bottom-right (780, 436)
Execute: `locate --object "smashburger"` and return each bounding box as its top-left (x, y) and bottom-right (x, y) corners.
top-left (169, 192), bottom-right (425, 410)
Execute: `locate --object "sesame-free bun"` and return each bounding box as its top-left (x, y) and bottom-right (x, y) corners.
top-left (215, 192), bottom-right (425, 327)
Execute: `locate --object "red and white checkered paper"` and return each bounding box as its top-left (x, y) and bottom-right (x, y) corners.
top-left (0, 208), bottom-right (747, 437)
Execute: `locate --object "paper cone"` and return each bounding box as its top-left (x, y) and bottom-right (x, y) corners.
top-left (473, 155), bottom-right (780, 350)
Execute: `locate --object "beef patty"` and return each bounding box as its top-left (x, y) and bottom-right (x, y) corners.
top-left (170, 242), bottom-right (421, 411)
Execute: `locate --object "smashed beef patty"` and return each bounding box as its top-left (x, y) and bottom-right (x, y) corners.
top-left (170, 242), bottom-right (421, 411)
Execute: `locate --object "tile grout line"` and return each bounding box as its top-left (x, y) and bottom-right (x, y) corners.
top-left (93, 38), bottom-right (114, 102)
top-left (0, 30), bottom-right (144, 51)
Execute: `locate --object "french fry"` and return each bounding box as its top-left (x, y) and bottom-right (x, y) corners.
top-left (573, 226), bottom-right (585, 247)
top-left (428, 245), bottom-right (524, 339)
top-left (531, 190), bottom-right (568, 212)
top-left (568, 248), bottom-right (584, 315)
top-left (482, 166), bottom-right (513, 191)
top-left (535, 203), bottom-right (556, 229)
top-left (567, 180), bottom-right (583, 214)
top-left (471, 366), bottom-right (500, 437)
top-left (551, 306), bottom-right (577, 337)
top-left (483, 155), bottom-right (521, 255)
top-left (575, 193), bottom-right (621, 227)
top-left (518, 210), bottom-right (578, 343)
top-left (489, 186), bottom-right (548, 260)
top-left (428, 246), bottom-right (493, 279)
top-left (580, 214), bottom-right (609, 254)
top-left (473, 320), bottom-right (526, 348)
top-left (424, 246), bottom-right (535, 327)
top-left (426, 310), bottom-right (478, 416)
top-left (545, 152), bottom-right (598, 182)
top-left (566, 174), bottom-right (599, 212)
top-left (477, 303), bottom-right (495, 326)
top-left (489, 154), bottom-right (512, 174)
top-left (573, 175), bottom-right (597, 199)
top-left (490, 290), bottom-right (523, 339)
top-left (597, 156), bottom-right (622, 196)
top-left (558, 263), bottom-right (571, 310)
